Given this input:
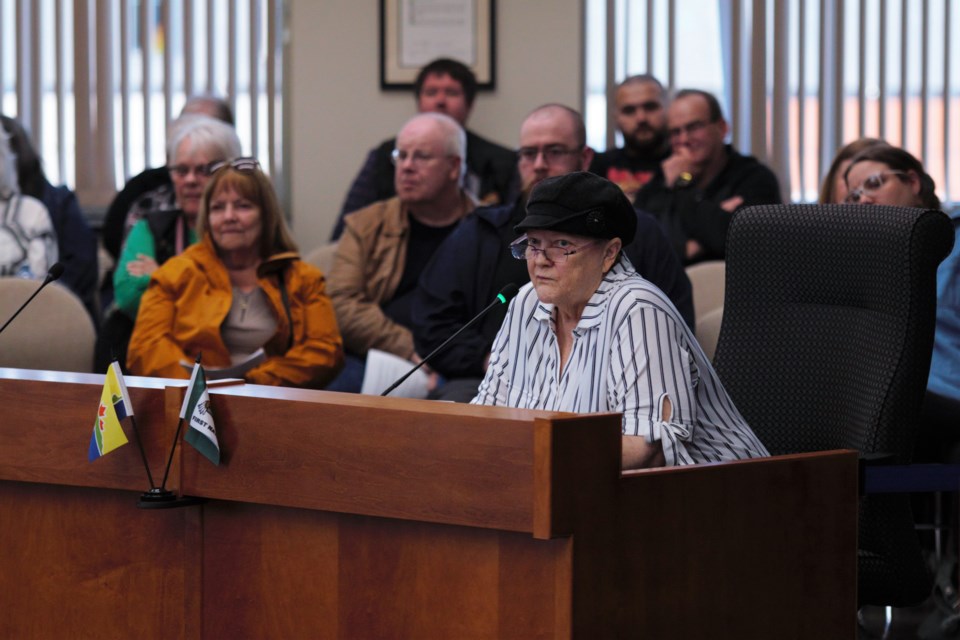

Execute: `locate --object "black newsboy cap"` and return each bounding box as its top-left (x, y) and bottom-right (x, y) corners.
top-left (515, 172), bottom-right (637, 244)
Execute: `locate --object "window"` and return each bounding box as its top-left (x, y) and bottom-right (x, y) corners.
top-left (586, 0), bottom-right (959, 205)
top-left (0, 0), bottom-right (285, 213)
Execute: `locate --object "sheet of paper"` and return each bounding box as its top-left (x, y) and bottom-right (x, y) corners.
top-left (361, 349), bottom-right (430, 398)
top-left (180, 348), bottom-right (266, 381)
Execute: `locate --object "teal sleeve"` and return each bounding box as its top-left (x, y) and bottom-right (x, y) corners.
top-left (113, 220), bottom-right (156, 318)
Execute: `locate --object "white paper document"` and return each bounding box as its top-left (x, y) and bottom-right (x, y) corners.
top-left (180, 348), bottom-right (266, 381)
top-left (361, 349), bottom-right (430, 399)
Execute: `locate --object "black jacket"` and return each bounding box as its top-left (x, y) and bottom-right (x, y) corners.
top-left (634, 145), bottom-right (782, 264)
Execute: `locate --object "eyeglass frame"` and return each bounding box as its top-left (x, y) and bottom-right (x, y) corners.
top-left (516, 145), bottom-right (583, 165)
top-left (844, 170), bottom-right (909, 203)
top-left (207, 157), bottom-right (262, 175)
top-left (167, 163), bottom-right (214, 179)
top-left (390, 148), bottom-right (455, 167)
top-left (510, 236), bottom-right (599, 263)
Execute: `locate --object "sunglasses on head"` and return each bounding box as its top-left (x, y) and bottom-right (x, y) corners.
top-left (207, 157), bottom-right (262, 175)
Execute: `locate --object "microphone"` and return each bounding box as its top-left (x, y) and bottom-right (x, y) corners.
top-left (381, 283), bottom-right (520, 397)
top-left (0, 262), bottom-right (65, 336)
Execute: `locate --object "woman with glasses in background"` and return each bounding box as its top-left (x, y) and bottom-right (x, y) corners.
top-left (843, 144), bottom-right (941, 209)
top-left (817, 137), bottom-right (886, 204)
top-left (472, 172), bottom-right (768, 469)
top-left (846, 144), bottom-right (960, 628)
top-left (127, 159), bottom-right (344, 388)
top-left (96, 115), bottom-right (242, 371)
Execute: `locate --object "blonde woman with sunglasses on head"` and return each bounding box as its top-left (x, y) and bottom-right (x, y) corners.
top-left (127, 158), bottom-right (344, 388)
top-left (97, 115), bottom-right (243, 372)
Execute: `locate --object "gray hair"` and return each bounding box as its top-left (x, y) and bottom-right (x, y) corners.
top-left (166, 114), bottom-right (242, 163)
top-left (403, 112), bottom-right (467, 183)
top-left (0, 131), bottom-right (19, 199)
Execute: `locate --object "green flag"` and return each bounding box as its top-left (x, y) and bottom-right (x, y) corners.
top-left (180, 360), bottom-right (220, 465)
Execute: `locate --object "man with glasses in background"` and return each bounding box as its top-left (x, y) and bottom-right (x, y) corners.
top-left (412, 103), bottom-right (693, 402)
top-left (326, 112), bottom-right (474, 393)
top-left (634, 88), bottom-right (782, 265)
top-left (589, 74), bottom-right (671, 203)
top-left (330, 58), bottom-right (517, 241)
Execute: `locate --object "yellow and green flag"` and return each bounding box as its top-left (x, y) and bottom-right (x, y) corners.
top-left (88, 362), bottom-right (131, 461)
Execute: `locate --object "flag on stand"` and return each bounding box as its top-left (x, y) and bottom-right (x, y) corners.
top-left (88, 362), bottom-right (132, 461)
top-left (180, 359), bottom-right (220, 465)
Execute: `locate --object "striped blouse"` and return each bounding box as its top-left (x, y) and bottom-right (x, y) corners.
top-left (472, 256), bottom-right (769, 466)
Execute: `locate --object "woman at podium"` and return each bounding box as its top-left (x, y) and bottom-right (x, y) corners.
top-left (472, 172), bottom-right (768, 469)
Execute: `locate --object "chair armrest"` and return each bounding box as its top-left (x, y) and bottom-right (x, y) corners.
top-left (861, 462), bottom-right (960, 494)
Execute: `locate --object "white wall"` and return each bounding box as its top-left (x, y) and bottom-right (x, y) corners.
top-left (286, 0), bottom-right (584, 252)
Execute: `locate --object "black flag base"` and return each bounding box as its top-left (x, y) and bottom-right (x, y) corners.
top-left (137, 488), bottom-right (206, 510)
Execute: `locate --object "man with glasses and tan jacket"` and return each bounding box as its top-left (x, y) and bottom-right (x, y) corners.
top-left (326, 112), bottom-right (474, 393)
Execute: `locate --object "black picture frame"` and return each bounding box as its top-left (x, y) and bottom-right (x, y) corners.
top-left (380, 0), bottom-right (496, 91)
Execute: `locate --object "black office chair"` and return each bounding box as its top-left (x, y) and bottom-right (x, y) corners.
top-left (712, 204), bottom-right (954, 607)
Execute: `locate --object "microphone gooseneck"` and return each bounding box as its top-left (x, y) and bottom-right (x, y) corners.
top-left (0, 263), bottom-right (67, 336)
top-left (380, 283), bottom-right (520, 397)
top-left (45, 262), bottom-right (65, 284)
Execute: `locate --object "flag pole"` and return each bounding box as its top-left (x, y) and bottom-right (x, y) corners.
top-left (137, 355), bottom-right (205, 509)
top-left (158, 414), bottom-right (186, 492)
top-left (127, 413), bottom-right (157, 489)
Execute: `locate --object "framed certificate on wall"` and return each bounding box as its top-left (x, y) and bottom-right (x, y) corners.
top-left (380, 0), bottom-right (496, 90)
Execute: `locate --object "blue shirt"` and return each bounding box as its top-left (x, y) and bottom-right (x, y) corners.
top-left (928, 208), bottom-right (960, 402)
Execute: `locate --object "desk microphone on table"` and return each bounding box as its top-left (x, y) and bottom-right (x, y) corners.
top-left (381, 283), bottom-right (520, 397)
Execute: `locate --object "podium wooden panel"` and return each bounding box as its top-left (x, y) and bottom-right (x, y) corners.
top-left (0, 368), bottom-right (857, 638)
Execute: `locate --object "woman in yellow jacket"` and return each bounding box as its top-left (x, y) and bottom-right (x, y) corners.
top-left (128, 158), bottom-right (344, 388)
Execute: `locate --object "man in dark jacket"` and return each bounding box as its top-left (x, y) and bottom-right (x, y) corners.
top-left (589, 74), bottom-right (671, 202)
top-left (332, 58), bottom-right (517, 240)
top-left (412, 104), bottom-right (693, 401)
top-left (634, 89), bottom-right (782, 264)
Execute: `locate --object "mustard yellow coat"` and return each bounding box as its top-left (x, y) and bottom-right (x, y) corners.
top-left (127, 235), bottom-right (344, 388)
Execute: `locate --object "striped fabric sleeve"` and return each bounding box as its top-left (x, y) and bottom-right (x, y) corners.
top-left (608, 297), bottom-right (697, 466)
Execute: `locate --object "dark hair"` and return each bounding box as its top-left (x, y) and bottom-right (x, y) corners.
top-left (0, 115), bottom-right (46, 200)
top-left (619, 74), bottom-right (664, 93)
top-left (818, 137), bottom-right (887, 204)
top-left (844, 145), bottom-right (941, 210)
top-left (414, 58), bottom-right (478, 107)
top-left (673, 89), bottom-right (724, 123)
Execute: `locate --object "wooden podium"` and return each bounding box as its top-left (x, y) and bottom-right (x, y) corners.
top-left (0, 368), bottom-right (857, 638)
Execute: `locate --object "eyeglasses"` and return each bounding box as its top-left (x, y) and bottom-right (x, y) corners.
top-left (668, 119), bottom-right (714, 140)
top-left (391, 148), bottom-right (449, 167)
top-left (168, 163), bottom-right (213, 179)
top-left (845, 171), bottom-right (908, 203)
top-left (510, 238), bottom-right (597, 262)
top-left (516, 145), bottom-right (582, 165)
top-left (620, 101), bottom-right (662, 116)
top-left (207, 157), bottom-right (262, 174)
